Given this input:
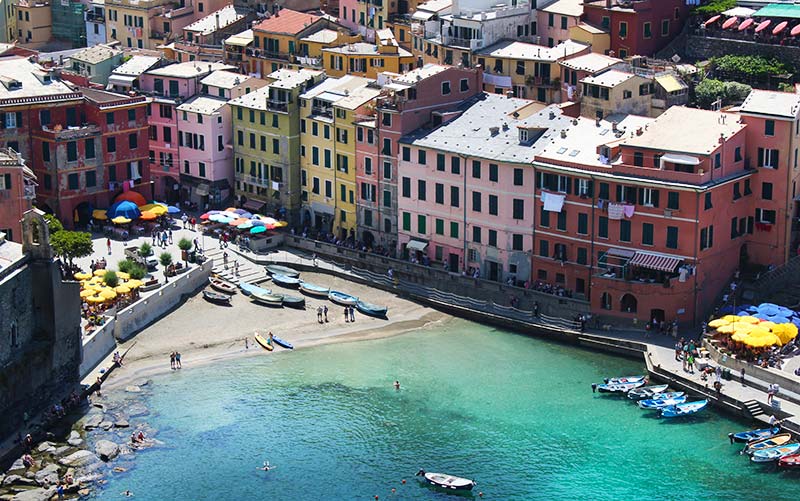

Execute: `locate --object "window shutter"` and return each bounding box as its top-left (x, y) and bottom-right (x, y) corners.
top-left (616, 185), bottom-right (622, 202)
top-left (587, 180), bottom-right (594, 197)
top-left (535, 172), bottom-right (542, 188)
top-left (652, 190), bottom-right (659, 208)
top-left (757, 147), bottom-right (764, 167)
top-left (773, 149), bottom-right (780, 168)
top-left (0, 113), bottom-right (5, 129)
top-left (637, 187), bottom-right (644, 205)
top-left (15, 112), bottom-right (22, 126)
top-left (566, 177), bottom-right (572, 194)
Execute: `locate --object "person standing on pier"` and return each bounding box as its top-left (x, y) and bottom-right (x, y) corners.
top-left (349, 306), bottom-right (355, 322)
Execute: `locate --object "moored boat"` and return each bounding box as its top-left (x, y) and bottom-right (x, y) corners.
top-left (744, 433), bottom-right (793, 455)
top-left (272, 273), bottom-right (302, 287)
top-left (238, 280), bottom-right (272, 296)
top-left (604, 376), bottom-right (645, 385)
top-left (356, 300), bottom-right (388, 317)
top-left (271, 335), bottom-right (294, 350)
top-left (627, 385), bottom-right (669, 400)
top-left (299, 281), bottom-right (330, 297)
top-left (638, 395), bottom-right (688, 410)
top-left (277, 294), bottom-right (305, 308)
top-left (659, 400), bottom-right (708, 418)
top-left (595, 381), bottom-right (645, 393)
top-left (415, 469), bottom-right (475, 491)
top-left (266, 264), bottom-right (300, 278)
top-left (209, 276), bottom-right (236, 294)
top-left (254, 332), bottom-right (274, 351)
top-left (203, 290), bottom-right (231, 304)
top-left (728, 427), bottom-right (781, 444)
top-left (751, 443), bottom-right (800, 463)
top-left (778, 452), bottom-right (800, 469)
top-left (251, 290), bottom-right (284, 306)
top-left (328, 290), bottom-right (358, 306)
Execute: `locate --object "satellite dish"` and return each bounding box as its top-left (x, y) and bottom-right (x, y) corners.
top-left (671, 54), bottom-right (681, 63)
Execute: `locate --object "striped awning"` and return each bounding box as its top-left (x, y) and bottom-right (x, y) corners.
top-left (628, 251), bottom-right (682, 272)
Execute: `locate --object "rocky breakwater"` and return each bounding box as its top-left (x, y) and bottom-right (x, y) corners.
top-left (0, 380), bottom-right (158, 500)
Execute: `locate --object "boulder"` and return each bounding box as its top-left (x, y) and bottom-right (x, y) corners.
top-left (99, 421), bottom-right (113, 431)
top-left (22, 472), bottom-right (35, 480)
top-left (11, 486), bottom-right (56, 501)
top-left (68, 431), bottom-right (80, 442)
top-left (0, 494), bottom-right (14, 501)
top-left (113, 419), bottom-right (129, 429)
top-left (126, 404), bottom-right (148, 418)
top-left (2, 476), bottom-right (34, 487)
top-left (59, 451), bottom-right (100, 468)
top-left (67, 431), bottom-right (82, 447)
top-left (52, 446), bottom-right (71, 457)
top-left (7, 458), bottom-right (25, 472)
top-left (33, 464), bottom-right (60, 486)
top-left (36, 442), bottom-right (55, 454)
top-left (95, 440), bottom-right (120, 462)
top-left (83, 414), bottom-right (103, 430)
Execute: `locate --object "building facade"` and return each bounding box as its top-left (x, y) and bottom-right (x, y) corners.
top-left (51, 0), bottom-right (85, 46)
top-left (14, 0), bottom-right (51, 48)
top-left (0, 148), bottom-right (36, 242)
top-left (85, 0), bottom-right (107, 47)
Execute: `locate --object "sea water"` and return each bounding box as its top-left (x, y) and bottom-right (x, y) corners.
top-left (92, 320), bottom-right (798, 500)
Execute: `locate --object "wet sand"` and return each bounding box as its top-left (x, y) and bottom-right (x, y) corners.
top-left (98, 271), bottom-right (449, 390)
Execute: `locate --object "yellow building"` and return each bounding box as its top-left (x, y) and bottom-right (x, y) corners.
top-left (13, 0), bottom-right (50, 48)
top-left (580, 69), bottom-right (653, 120)
top-left (323, 29), bottom-right (413, 79)
top-left (299, 75), bottom-right (379, 238)
top-left (569, 22), bottom-right (610, 55)
top-left (474, 39), bottom-right (589, 103)
top-left (1, 0), bottom-right (17, 42)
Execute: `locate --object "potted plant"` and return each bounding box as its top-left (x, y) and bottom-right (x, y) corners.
top-left (139, 242), bottom-right (153, 257)
top-left (103, 270), bottom-right (119, 288)
top-left (178, 238), bottom-right (192, 263)
top-left (159, 252), bottom-right (173, 282)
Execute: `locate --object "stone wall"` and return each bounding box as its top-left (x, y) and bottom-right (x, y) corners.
top-left (79, 318), bottom-right (117, 378)
top-left (685, 35), bottom-right (800, 68)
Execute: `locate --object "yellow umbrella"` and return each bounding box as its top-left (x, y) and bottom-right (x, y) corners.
top-left (87, 295), bottom-right (106, 303)
top-left (721, 315), bottom-right (741, 322)
top-left (80, 289), bottom-right (95, 298)
top-left (749, 326), bottom-right (773, 337)
top-left (141, 204), bottom-right (167, 216)
top-left (717, 324), bottom-right (736, 334)
top-left (708, 318), bottom-right (730, 328)
top-left (92, 209), bottom-right (108, 220)
top-left (115, 285), bottom-right (131, 294)
top-left (757, 321), bottom-right (776, 331)
top-left (730, 323), bottom-right (754, 335)
top-left (112, 216), bottom-right (132, 224)
top-left (74, 271), bottom-right (92, 280)
top-left (738, 316), bottom-right (760, 324)
top-left (93, 269), bottom-right (107, 277)
top-left (117, 272), bottom-right (130, 280)
top-left (731, 332), bottom-right (749, 343)
top-left (99, 288), bottom-right (117, 300)
top-left (274, 221), bottom-right (288, 228)
top-left (126, 279), bottom-right (143, 289)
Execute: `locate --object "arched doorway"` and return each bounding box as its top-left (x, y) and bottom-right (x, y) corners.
top-left (73, 201), bottom-right (93, 229)
top-left (620, 293), bottom-right (638, 313)
top-left (362, 230), bottom-right (375, 248)
top-left (163, 176), bottom-right (180, 204)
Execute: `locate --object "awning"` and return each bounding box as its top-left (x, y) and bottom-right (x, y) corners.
top-left (195, 183), bottom-right (210, 196)
top-left (655, 74), bottom-right (686, 94)
top-left (108, 74), bottom-right (136, 87)
top-left (754, 3), bottom-right (800, 19)
top-left (607, 248), bottom-right (635, 259)
top-left (242, 198), bottom-right (265, 211)
top-left (482, 72), bottom-right (512, 88)
top-left (628, 251), bottom-right (682, 273)
top-left (412, 10), bottom-right (435, 21)
top-left (661, 153), bottom-right (700, 166)
top-left (406, 240), bottom-right (428, 252)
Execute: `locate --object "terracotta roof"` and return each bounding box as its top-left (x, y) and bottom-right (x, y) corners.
top-left (252, 9), bottom-right (320, 35)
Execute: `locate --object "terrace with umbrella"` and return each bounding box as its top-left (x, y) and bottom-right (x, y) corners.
top-left (698, 3), bottom-right (800, 46)
top-left (75, 268), bottom-right (145, 335)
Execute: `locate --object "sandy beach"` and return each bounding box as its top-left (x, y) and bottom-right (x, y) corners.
top-left (99, 270), bottom-right (449, 390)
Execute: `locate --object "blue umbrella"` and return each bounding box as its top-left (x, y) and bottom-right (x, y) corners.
top-left (250, 226), bottom-right (267, 234)
top-left (770, 316), bottom-right (790, 324)
top-left (107, 200), bottom-right (141, 219)
top-left (754, 313), bottom-right (770, 320)
top-left (237, 221), bottom-right (254, 230)
top-left (167, 205), bottom-right (181, 214)
top-left (250, 220), bottom-right (265, 227)
top-left (759, 305), bottom-right (779, 316)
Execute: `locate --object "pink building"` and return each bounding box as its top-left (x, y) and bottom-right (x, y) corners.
top-left (357, 64), bottom-right (483, 250)
top-left (139, 61), bottom-right (235, 202)
top-left (0, 148), bottom-right (36, 243)
top-left (536, 0), bottom-right (583, 47)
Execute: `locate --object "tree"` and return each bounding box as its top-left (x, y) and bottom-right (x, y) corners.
top-left (117, 258), bottom-right (134, 273)
top-left (177, 238), bottom-right (192, 264)
top-left (694, 78), bottom-right (751, 109)
top-left (139, 242), bottom-right (152, 257)
top-left (694, 0), bottom-right (736, 16)
top-left (50, 230), bottom-right (93, 266)
top-left (103, 270), bottom-right (119, 288)
top-left (129, 264), bottom-right (147, 280)
top-left (159, 252), bottom-right (173, 282)
top-left (43, 214), bottom-right (64, 234)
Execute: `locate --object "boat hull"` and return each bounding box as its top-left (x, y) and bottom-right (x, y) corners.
top-left (659, 400), bottom-right (708, 418)
top-left (638, 395), bottom-right (688, 410)
top-left (419, 472), bottom-right (475, 492)
top-left (744, 433), bottom-right (793, 455)
top-left (356, 300), bottom-right (388, 317)
top-left (209, 277), bottom-right (236, 294)
top-left (751, 443), bottom-right (800, 463)
top-left (299, 282), bottom-right (330, 297)
top-left (627, 385), bottom-right (669, 400)
top-left (778, 453), bottom-right (800, 469)
top-left (278, 294), bottom-right (305, 308)
top-left (328, 290), bottom-right (358, 306)
top-left (729, 427), bottom-right (780, 444)
top-left (272, 336), bottom-right (294, 350)
top-left (239, 280), bottom-right (272, 296)
top-left (596, 381), bottom-right (645, 393)
top-left (202, 290), bottom-right (231, 304)
top-left (272, 274), bottom-right (301, 287)
top-left (251, 291), bottom-right (284, 306)
top-left (266, 265), bottom-right (300, 278)
top-left (604, 376), bottom-right (645, 384)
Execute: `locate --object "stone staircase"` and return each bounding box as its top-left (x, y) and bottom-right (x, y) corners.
top-left (203, 248), bottom-right (268, 284)
top-left (743, 399), bottom-right (764, 418)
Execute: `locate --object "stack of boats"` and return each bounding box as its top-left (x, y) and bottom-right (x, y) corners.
top-left (593, 375), bottom-right (708, 418)
top-left (203, 276), bottom-right (237, 304)
top-left (729, 426), bottom-right (800, 466)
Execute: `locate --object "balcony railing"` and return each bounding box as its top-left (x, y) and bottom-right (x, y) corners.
top-left (40, 124), bottom-right (101, 140)
top-left (86, 12), bottom-right (105, 23)
top-left (239, 174), bottom-right (270, 187)
top-left (441, 35), bottom-right (484, 50)
top-left (267, 99), bottom-right (289, 113)
top-left (311, 106), bottom-right (332, 118)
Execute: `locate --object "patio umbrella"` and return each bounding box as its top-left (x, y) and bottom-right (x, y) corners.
top-left (167, 205), bottom-right (181, 214)
top-left (233, 208), bottom-right (248, 215)
top-left (210, 214), bottom-right (233, 223)
top-left (139, 211), bottom-right (157, 221)
top-left (115, 285), bottom-right (131, 294)
top-left (755, 20), bottom-right (772, 33)
top-left (99, 288), bottom-right (117, 300)
top-left (114, 190), bottom-right (147, 206)
top-left (74, 271), bottom-right (92, 280)
top-left (738, 316), bottom-right (760, 324)
top-left (274, 221), bottom-right (288, 228)
top-left (112, 216), bottom-right (132, 224)
top-left (250, 226), bottom-right (267, 234)
top-left (200, 212), bottom-right (212, 220)
top-left (226, 207), bottom-right (238, 212)
top-left (236, 221), bottom-right (254, 230)
top-left (721, 17), bottom-right (738, 29)
top-left (792, 24), bottom-right (800, 36)
top-left (704, 15), bottom-right (721, 27)
top-left (238, 211), bottom-right (253, 219)
top-left (92, 209), bottom-right (108, 220)
top-left (141, 204), bottom-right (167, 216)
top-left (773, 20), bottom-right (788, 35)
top-left (250, 220), bottom-right (265, 227)
top-left (107, 200), bottom-right (141, 219)
top-left (738, 18), bottom-right (754, 31)
top-left (87, 295), bottom-right (106, 303)
top-left (93, 269), bottom-right (107, 277)
top-left (117, 272), bottom-right (130, 280)
top-left (708, 318), bottom-right (729, 328)
top-left (80, 289), bottom-right (95, 298)
top-left (230, 218), bottom-right (249, 227)
top-left (126, 279), bottom-right (143, 289)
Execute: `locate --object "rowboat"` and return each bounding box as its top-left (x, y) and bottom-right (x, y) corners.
top-left (356, 300), bottom-right (388, 317)
top-left (254, 332), bottom-right (274, 351)
top-left (659, 400), bottom-right (708, 418)
top-left (251, 290), bottom-right (284, 306)
top-left (751, 443), bottom-right (800, 463)
top-left (416, 469), bottom-right (475, 492)
top-left (209, 276), bottom-right (236, 294)
top-left (238, 280), bottom-right (271, 296)
top-left (328, 290), bottom-right (359, 306)
top-left (202, 290), bottom-right (231, 304)
top-left (271, 335), bottom-right (294, 350)
top-left (638, 395), bottom-right (688, 410)
top-left (604, 376), bottom-right (645, 385)
top-left (744, 433), bottom-right (793, 455)
top-left (299, 281), bottom-right (330, 297)
top-left (728, 427), bottom-right (781, 444)
top-left (627, 384), bottom-right (669, 400)
top-left (271, 273), bottom-right (301, 287)
top-left (778, 452), bottom-right (800, 469)
top-left (596, 381), bottom-right (645, 393)
top-left (277, 294), bottom-right (305, 308)
top-left (266, 264), bottom-right (300, 278)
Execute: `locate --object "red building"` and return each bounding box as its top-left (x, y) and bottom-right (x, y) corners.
top-left (582, 0), bottom-right (689, 58)
top-left (0, 148), bottom-right (36, 243)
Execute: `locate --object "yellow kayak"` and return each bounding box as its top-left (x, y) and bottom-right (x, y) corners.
top-left (254, 333), bottom-right (273, 351)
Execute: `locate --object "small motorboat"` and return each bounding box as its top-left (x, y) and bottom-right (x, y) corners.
top-left (638, 395), bottom-right (688, 410)
top-left (604, 376), bottom-right (645, 385)
top-left (328, 290), bottom-right (359, 306)
top-left (271, 335), bottom-right (294, 350)
top-left (266, 264), bottom-right (300, 278)
top-left (203, 290), bottom-right (231, 304)
top-left (277, 294), bottom-right (305, 308)
top-left (627, 384), bottom-right (669, 400)
top-left (744, 433), bottom-right (793, 455)
top-left (239, 280), bottom-right (271, 296)
top-left (299, 281), bottom-right (330, 297)
top-left (778, 452), bottom-right (800, 469)
top-left (659, 400), bottom-right (708, 418)
top-left (272, 273), bottom-right (302, 287)
top-left (416, 469), bottom-right (475, 492)
top-left (209, 276), bottom-right (237, 294)
top-left (751, 443), bottom-right (800, 463)
top-left (356, 300), bottom-right (388, 317)
top-left (254, 332), bottom-right (274, 351)
top-left (595, 381), bottom-right (645, 393)
top-left (251, 291), bottom-right (284, 306)
top-left (728, 427), bottom-right (781, 444)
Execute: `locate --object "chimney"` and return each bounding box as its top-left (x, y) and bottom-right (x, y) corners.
top-left (215, 13), bottom-right (220, 31)
top-left (719, 133), bottom-right (725, 144)
top-left (595, 117), bottom-right (601, 127)
top-left (489, 126), bottom-right (500, 136)
top-left (612, 121), bottom-right (618, 132)
top-left (560, 130), bottom-right (567, 138)
top-left (506, 90), bottom-right (514, 98)
top-left (549, 111), bottom-right (556, 120)
top-left (636, 127), bottom-right (643, 136)
top-left (502, 122), bottom-right (509, 131)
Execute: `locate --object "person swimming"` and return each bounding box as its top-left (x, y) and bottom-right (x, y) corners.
top-left (394, 380), bottom-right (400, 390)
top-left (258, 461), bottom-right (276, 472)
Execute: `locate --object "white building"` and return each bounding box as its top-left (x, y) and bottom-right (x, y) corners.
top-left (85, 0), bottom-right (107, 46)
top-left (440, 0), bottom-right (533, 51)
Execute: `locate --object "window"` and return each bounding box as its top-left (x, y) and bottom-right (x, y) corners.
top-left (402, 177), bottom-right (411, 197)
top-left (129, 133), bottom-right (138, 149)
top-left (435, 183), bottom-right (444, 204)
top-left (619, 21), bottom-right (628, 38)
top-left (184, 161), bottom-right (190, 174)
top-left (312, 177), bottom-right (320, 194)
top-left (40, 109), bottom-right (51, 126)
top-left (273, 139), bottom-right (279, 154)
top-left (489, 164), bottom-right (498, 182)
top-left (513, 168), bottom-right (523, 186)
top-left (473, 226), bottom-right (482, 243)
top-left (643, 22), bottom-right (652, 38)
top-left (512, 234), bottom-right (524, 251)
top-left (757, 208), bottom-right (777, 224)
top-left (218, 135), bottom-right (224, 152)
top-left (66, 141), bottom-right (78, 162)
top-left (539, 239), bottom-right (549, 258)
top-left (667, 191), bottom-right (680, 210)
top-left (509, 199), bottom-right (524, 220)
top-left (762, 182), bottom-right (773, 200)
top-left (402, 146), bottom-right (410, 162)
top-left (107, 137), bottom-right (116, 153)
top-left (402, 212), bottom-right (411, 231)
top-left (382, 138), bottom-right (391, 155)
top-left (744, 179), bottom-right (752, 195)
top-left (383, 162), bottom-right (391, 180)
top-left (312, 146), bottom-right (319, 166)
top-left (106, 112), bottom-right (115, 125)
top-left (661, 19), bottom-right (670, 36)
top-left (488, 230), bottom-right (497, 247)
top-left (472, 160), bottom-right (481, 178)
top-left (67, 173), bottom-right (79, 190)
top-left (639, 187), bottom-right (658, 207)
top-left (325, 180), bottom-right (333, 198)
top-left (642, 223), bottom-right (654, 245)
top-left (436, 153), bottom-right (445, 171)
top-left (460, 79), bottom-right (469, 92)
top-left (633, 152), bottom-right (644, 166)
top-left (735, 146), bottom-right (742, 162)
top-left (324, 149), bottom-right (331, 168)
top-left (451, 156), bottom-right (460, 174)
top-left (733, 183), bottom-right (742, 200)
top-left (577, 179), bottom-right (591, 197)
top-left (765, 119), bottom-right (775, 137)
top-left (557, 211), bottom-right (567, 231)
top-left (365, 157), bottom-right (372, 175)
top-left (442, 81), bottom-right (451, 95)
top-left (323, 125), bottom-right (331, 140)
top-left (666, 226), bottom-right (679, 249)
top-left (312, 122), bottom-right (318, 136)
top-left (418, 150), bottom-right (427, 165)
top-left (598, 216), bottom-right (608, 238)
top-left (450, 186), bottom-right (460, 207)
top-left (577, 213), bottom-right (588, 234)
top-left (85, 138), bottom-right (95, 159)
top-left (418, 180), bottom-right (426, 201)
top-left (704, 192), bottom-right (712, 210)
top-left (714, 152), bottom-right (721, 169)
top-left (417, 215), bottom-right (427, 234)
top-left (435, 218), bottom-right (444, 235)
top-left (42, 142), bottom-right (50, 162)
top-left (86, 170), bottom-right (96, 188)
top-left (489, 195), bottom-right (498, 215)
top-left (450, 222), bottom-right (459, 238)
top-left (198, 162), bottom-right (206, 177)
top-left (561, 16), bottom-right (568, 30)
top-left (619, 220), bottom-right (631, 242)
top-left (540, 206), bottom-right (550, 227)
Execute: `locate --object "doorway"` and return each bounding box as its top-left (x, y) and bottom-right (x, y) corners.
top-left (448, 253), bottom-right (459, 273)
top-left (488, 261), bottom-right (499, 281)
top-left (650, 308), bottom-right (665, 324)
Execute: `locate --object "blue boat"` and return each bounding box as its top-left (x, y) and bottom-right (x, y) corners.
top-left (272, 273), bottom-right (301, 287)
top-left (751, 443), bottom-right (800, 463)
top-left (595, 381), bottom-right (645, 393)
top-left (356, 300), bottom-right (388, 317)
top-left (276, 294), bottom-right (305, 308)
top-left (271, 335), bottom-right (294, 350)
top-left (729, 426), bottom-right (781, 444)
top-left (659, 400), bottom-right (708, 418)
top-left (638, 395), bottom-right (688, 410)
top-left (604, 376), bottom-right (645, 384)
top-left (299, 281), bottom-right (330, 297)
top-left (328, 290), bottom-right (358, 306)
top-left (266, 264), bottom-right (300, 278)
top-left (238, 280), bottom-right (272, 296)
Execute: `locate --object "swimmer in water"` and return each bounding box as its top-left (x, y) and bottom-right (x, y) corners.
top-left (121, 490), bottom-right (134, 497)
top-left (258, 461), bottom-right (276, 471)
top-left (394, 380), bottom-right (400, 390)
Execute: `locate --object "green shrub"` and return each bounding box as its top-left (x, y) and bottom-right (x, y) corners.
top-left (694, 0), bottom-right (736, 16)
top-left (118, 259), bottom-right (134, 273)
top-left (139, 242), bottom-right (152, 257)
top-left (103, 270), bottom-right (119, 288)
top-left (129, 264), bottom-right (147, 280)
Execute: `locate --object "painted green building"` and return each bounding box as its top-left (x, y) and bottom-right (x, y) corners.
top-left (51, 0), bottom-right (85, 47)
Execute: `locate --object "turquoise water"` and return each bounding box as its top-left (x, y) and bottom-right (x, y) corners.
top-left (93, 320), bottom-right (798, 500)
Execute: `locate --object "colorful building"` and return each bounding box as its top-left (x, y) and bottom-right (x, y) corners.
top-left (230, 68), bottom-right (323, 221)
top-left (578, 68), bottom-right (653, 119)
top-left (51, 0), bottom-right (85, 47)
top-left (558, 51), bottom-right (622, 103)
top-left (338, 0), bottom-right (401, 41)
top-left (0, 147), bottom-right (36, 242)
top-left (169, 4), bottom-right (249, 63)
top-left (14, 0), bottom-right (51, 48)
top-left (85, 0), bottom-right (107, 47)
top-left (0, 0), bottom-right (16, 42)
top-left (536, 0), bottom-right (582, 48)
top-left (322, 29), bottom-right (414, 79)
top-left (65, 43), bottom-right (124, 85)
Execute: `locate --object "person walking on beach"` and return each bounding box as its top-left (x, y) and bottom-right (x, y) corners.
top-left (740, 367), bottom-right (746, 386)
top-left (317, 307), bottom-right (323, 323)
top-left (349, 305), bottom-right (355, 322)
top-left (223, 252), bottom-right (229, 270)
top-left (245, 337), bottom-right (249, 350)
top-left (234, 261), bottom-right (240, 277)
top-left (170, 352), bottom-right (175, 370)
top-left (175, 352), bottom-right (182, 369)
top-left (344, 307), bottom-right (349, 322)
top-left (323, 305), bottom-right (328, 322)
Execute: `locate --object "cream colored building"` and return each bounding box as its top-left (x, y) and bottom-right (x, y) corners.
top-left (14, 0), bottom-right (51, 48)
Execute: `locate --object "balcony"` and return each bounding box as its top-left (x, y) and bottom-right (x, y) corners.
top-left (310, 106), bottom-right (333, 119)
top-left (85, 12), bottom-right (105, 23)
top-left (441, 35), bottom-right (484, 51)
top-left (239, 175), bottom-right (270, 187)
top-left (40, 124), bottom-right (101, 141)
top-left (267, 99), bottom-right (289, 113)
top-left (246, 48), bottom-right (292, 63)
top-left (23, 184), bottom-right (36, 200)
